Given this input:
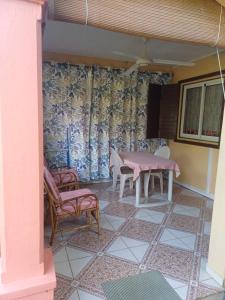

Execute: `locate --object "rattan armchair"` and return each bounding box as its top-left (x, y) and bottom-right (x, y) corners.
top-left (44, 158), bottom-right (79, 191)
top-left (44, 166), bottom-right (100, 245)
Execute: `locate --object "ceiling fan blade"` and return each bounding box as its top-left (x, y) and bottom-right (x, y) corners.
top-left (124, 63), bottom-right (139, 76)
top-left (112, 50), bottom-right (140, 60)
top-left (152, 59), bottom-right (195, 67)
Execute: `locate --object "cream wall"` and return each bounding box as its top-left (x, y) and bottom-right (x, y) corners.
top-left (170, 51), bottom-right (225, 197)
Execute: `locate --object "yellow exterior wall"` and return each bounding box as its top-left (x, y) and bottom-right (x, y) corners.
top-left (210, 149), bottom-right (219, 194)
top-left (169, 140), bottom-right (208, 190)
top-left (171, 51), bottom-right (225, 196)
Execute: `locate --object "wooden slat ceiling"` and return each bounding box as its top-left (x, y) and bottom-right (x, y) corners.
top-left (48, 0), bottom-right (225, 48)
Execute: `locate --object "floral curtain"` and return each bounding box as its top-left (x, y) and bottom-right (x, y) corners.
top-left (43, 61), bottom-right (171, 181)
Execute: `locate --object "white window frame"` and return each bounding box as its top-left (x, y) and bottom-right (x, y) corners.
top-left (180, 78), bottom-right (222, 143)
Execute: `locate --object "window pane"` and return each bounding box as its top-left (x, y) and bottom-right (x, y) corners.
top-left (202, 84), bottom-right (223, 137)
top-left (183, 87), bottom-right (202, 135)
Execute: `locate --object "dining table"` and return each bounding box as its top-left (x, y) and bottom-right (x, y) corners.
top-left (119, 151), bottom-right (181, 207)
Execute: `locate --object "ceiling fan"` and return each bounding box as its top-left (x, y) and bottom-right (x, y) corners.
top-left (113, 39), bottom-right (195, 76)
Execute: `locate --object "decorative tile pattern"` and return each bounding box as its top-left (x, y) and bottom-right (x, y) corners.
top-left (77, 289), bottom-right (104, 299)
top-left (196, 284), bottom-right (221, 299)
top-left (180, 189), bottom-right (203, 199)
top-left (45, 182), bottom-right (218, 299)
top-left (150, 204), bottom-right (171, 213)
top-left (201, 234), bottom-right (210, 258)
top-left (175, 195), bottom-right (203, 208)
top-left (68, 228), bottom-right (115, 252)
top-left (146, 244), bottom-right (194, 281)
top-left (173, 204), bottom-right (200, 218)
top-left (167, 213), bottom-right (200, 233)
top-left (78, 255), bottom-right (139, 296)
top-left (199, 257), bottom-right (221, 288)
top-left (100, 214), bottom-right (126, 231)
top-left (160, 228), bottom-right (196, 251)
top-left (54, 246), bottom-right (94, 278)
top-left (99, 200), bottom-right (109, 211)
top-left (135, 209), bottom-right (165, 224)
top-left (54, 274), bottom-right (75, 300)
top-left (103, 202), bottom-right (136, 218)
top-left (204, 222), bottom-right (211, 235)
top-left (106, 236), bottom-right (149, 263)
top-left (204, 208), bottom-right (213, 222)
top-left (164, 276), bottom-right (189, 300)
top-left (121, 218), bottom-right (159, 242)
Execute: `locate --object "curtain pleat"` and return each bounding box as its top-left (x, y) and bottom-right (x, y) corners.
top-left (43, 61), bottom-right (170, 181)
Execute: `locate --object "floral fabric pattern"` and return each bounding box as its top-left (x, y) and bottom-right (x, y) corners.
top-left (43, 61), bottom-right (170, 181)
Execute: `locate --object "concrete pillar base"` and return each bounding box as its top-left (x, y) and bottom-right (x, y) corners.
top-left (0, 249), bottom-right (56, 300)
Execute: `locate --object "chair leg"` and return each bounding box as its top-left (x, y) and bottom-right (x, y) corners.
top-left (119, 175), bottom-right (126, 198)
top-left (50, 217), bottom-right (57, 246)
top-left (129, 178), bottom-right (134, 190)
top-left (87, 211), bottom-right (92, 225)
top-left (96, 209), bottom-right (100, 235)
top-left (91, 209), bottom-right (100, 235)
top-left (112, 167), bottom-right (118, 191)
top-left (151, 175), bottom-right (155, 191)
top-left (159, 172), bottom-right (163, 195)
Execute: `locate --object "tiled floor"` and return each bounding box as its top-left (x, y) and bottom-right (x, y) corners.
top-left (45, 181), bottom-right (224, 300)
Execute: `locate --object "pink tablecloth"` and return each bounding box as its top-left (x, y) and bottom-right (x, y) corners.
top-left (119, 152), bottom-right (180, 181)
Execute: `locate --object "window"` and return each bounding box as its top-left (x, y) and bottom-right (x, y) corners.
top-left (177, 77), bottom-right (224, 147)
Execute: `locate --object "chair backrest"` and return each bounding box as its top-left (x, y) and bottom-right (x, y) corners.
top-left (110, 148), bottom-right (124, 173)
top-left (154, 146), bottom-right (170, 159)
top-left (44, 166), bottom-right (62, 206)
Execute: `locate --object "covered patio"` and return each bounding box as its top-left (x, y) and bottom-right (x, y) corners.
top-left (1, 1), bottom-right (225, 300)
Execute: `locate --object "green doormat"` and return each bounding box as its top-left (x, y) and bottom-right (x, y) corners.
top-left (102, 271), bottom-right (181, 300)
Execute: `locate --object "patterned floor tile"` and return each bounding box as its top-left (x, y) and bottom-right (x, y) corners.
top-left (146, 244), bottom-right (194, 281)
top-left (167, 213), bottom-right (200, 233)
top-left (103, 201), bottom-right (136, 218)
top-left (68, 228), bottom-right (114, 252)
top-left (77, 289), bottom-right (104, 299)
top-left (77, 255), bottom-right (139, 295)
top-left (100, 213), bottom-right (126, 231)
top-left (54, 274), bottom-right (75, 300)
top-left (121, 218), bottom-right (159, 242)
top-left (204, 222), bottom-right (211, 235)
top-left (150, 204), bottom-right (171, 213)
top-left (54, 246), bottom-right (94, 278)
top-left (135, 209), bottom-right (165, 224)
top-left (180, 189), bottom-right (203, 199)
top-left (67, 290), bottom-right (80, 300)
top-left (173, 204), bottom-right (200, 218)
top-left (204, 208), bottom-right (213, 222)
top-left (201, 234), bottom-right (210, 258)
top-left (174, 195), bottom-right (203, 208)
top-left (199, 257), bottom-right (222, 288)
top-left (47, 182), bottom-right (217, 299)
top-left (99, 200), bottom-right (109, 211)
top-left (164, 276), bottom-right (189, 300)
top-left (160, 228), bottom-right (196, 251)
top-left (106, 236), bottom-right (149, 263)
top-left (206, 200), bottom-right (214, 209)
top-left (196, 284), bottom-right (222, 299)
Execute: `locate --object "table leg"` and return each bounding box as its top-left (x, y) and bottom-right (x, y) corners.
top-left (144, 171), bottom-right (151, 198)
top-left (168, 170), bottom-right (173, 201)
top-left (136, 175), bottom-right (141, 207)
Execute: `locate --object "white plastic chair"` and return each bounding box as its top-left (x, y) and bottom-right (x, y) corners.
top-left (150, 146), bottom-right (170, 195)
top-left (110, 148), bottom-right (134, 198)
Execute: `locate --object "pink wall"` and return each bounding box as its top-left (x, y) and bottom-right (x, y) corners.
top-left (0, 0), bottom-right (56, 298)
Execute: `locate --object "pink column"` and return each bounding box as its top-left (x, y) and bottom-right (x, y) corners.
top-left (0, 0), bottom-right (56, 299)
